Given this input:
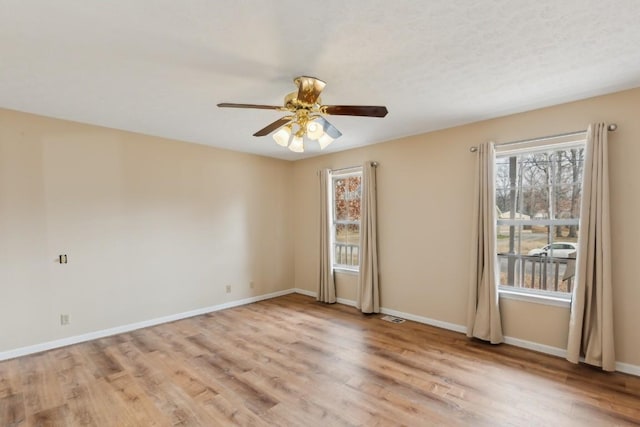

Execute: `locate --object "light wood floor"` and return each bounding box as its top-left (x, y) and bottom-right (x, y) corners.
top-left (1, 293), bottom-right (639, 426)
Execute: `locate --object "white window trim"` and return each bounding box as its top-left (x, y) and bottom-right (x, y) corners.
top-left (495, 134), bottom-right (586, 155)
top-left (499, 287), bottom-right (571, 308)
top-left (495, 134), bottom-right (585, 303)
top-left (333, 266), bottom-right (359, 275)
top-left (497, 218), bottom-right (580, 227)
top-left (330, 167), bottom-right (362, 272)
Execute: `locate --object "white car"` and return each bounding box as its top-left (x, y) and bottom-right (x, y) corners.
top-left (527, 242), bottom-right (577, 258)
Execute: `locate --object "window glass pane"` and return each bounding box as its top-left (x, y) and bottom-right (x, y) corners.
top-left (523, 152), bottom-right (551, 218)
top-left (553, 184), bottom-right (581, 219)
top-left (495, 157), bottom-right (513, 214)
top-left (334, 223), bottom-right (359, 266)
top-left (496, 225), bottom-right (551, 257)
top-left (553, 148), bottom-right (584, 184)
top-left (521, 188), bottom-right (549, 220)
top-left (335, 224), bottom-right (360, 245)
top-left (347, 176), bottom-right (362, 221)
top-left (551, 149), bottom-right (582, 218)
top-left (497, 224), bottom-right (519, 256)
top-left (527, 226), bottom-right (552, 252)
top-left (496, 154), bottom-right (557, 221)
top-left (347, 224), bottom-right (360, 246)
top-left (499, 254), bottom-right (575, 293)
top-left (332, 171), bottom-right (362, 269)
top-left (335, 223), bottom-right (347, 244)
top-left (496, 143), bottom-right (583, 297)
top-left (334, 178), bottom-right (348, 221)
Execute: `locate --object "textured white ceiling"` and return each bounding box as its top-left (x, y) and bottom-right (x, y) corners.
top-left (2, 1), bottom-right (640, 160)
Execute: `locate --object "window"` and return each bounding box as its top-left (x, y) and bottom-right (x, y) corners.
top-left (495, 134), bottom-right (586, 298)
top-left (331, 168), bottom-right (362, 270)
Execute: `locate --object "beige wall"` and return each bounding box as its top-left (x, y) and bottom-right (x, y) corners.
top-left (292, 87), bottom-right (640, 367)
top-left (0, 109), bottom-right (294, 352)
top-left (2, 88), bottom-right (639, 368)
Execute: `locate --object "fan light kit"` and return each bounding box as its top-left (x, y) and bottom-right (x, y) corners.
top-left (218, 76), bottom-right (388, 153)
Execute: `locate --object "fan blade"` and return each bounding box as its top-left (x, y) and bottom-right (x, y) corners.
top-left (315, 117), bottom-right (342, 139)
top-left (295, 76), bottom-right (326, 105)
top-left (323, 105), bottom-right (388, 117)
top-left (218, 103), bottom-right (282, 110)
top-left (253, 117), bottom-right (292, 137)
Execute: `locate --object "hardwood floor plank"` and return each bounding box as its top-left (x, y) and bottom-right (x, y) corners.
top-left (0, 392), bottom-right (26, 426)
top-left (89, 376), bottom-right (156, 427)
top-left (146, 351), bottom-right (218, 400)
top-left (81, 343), bottom-right (123, 379)
top-left (0, 359), bottom-right (22, 400)
top-left (54, 351), bottom-right (100, 427)
top-left (148, 324), bottom-right (205, 359)
top-left (1, 293), bottom-right (639, 426)
top-left (107, 343), bottom-right (217, 426)
top-left (29, 404), bottom-right (70, 427)
top-left (18, 353), bottom-right (67, 417)
top-left (195, 393), bottom-right (269, 427)
top-left (191, 352), bottom-right (278, 415)
top-left (141, 338), bottom-right (269, 426)
top-left (128, 329), bottom-right (163, 354)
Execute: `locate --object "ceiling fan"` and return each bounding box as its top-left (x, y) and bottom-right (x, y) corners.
top-left (217, 76), bottom-right (388, 153)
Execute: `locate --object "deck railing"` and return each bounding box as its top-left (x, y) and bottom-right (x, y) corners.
top-left (333, 247), bottom-right (574, 293)
top-left (498, 253), bottom-right (575, 293)
top-left (334, 243), bottom-right (359, 267)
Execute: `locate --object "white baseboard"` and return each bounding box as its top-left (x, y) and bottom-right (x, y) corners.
top-left (294, 288), bottom-right (357, 308)
top-left (0, 289), bottom-right (295, 362)
top-left (4, 287), bottom-right (639, 377)
top-left (502, 336), bottom-right (567, 358)
top-left (501, 337), bottom-right (640, 376)
top-left (292, 289), bottom-right (639, 377)
top-left (294, 289), bottom-right (466, 333)
top-left (615, 361), bottom-right (640, 377)
top-left (379, 306), bottom-right (467, 334)
top-left (293, 288), bottom-right (316, 298)
top-left (337, 297), bottom-right (357, 307)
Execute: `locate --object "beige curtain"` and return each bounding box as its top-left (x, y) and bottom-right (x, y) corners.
top-left (467, 142), bottom-right (503, 344)
top-left (566, 123), bottom-right (615, 371)
top-left (357, 162), bottom-right (380, 313)
top-left (317, 169), bottom-right (336, 303)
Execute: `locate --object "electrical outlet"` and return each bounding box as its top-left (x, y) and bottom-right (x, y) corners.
top-left (226, 285), bottom-right (231, 293)
top-left (250, 281), bottom-right (254, 289)
top-left (60, 314), bottom-right (70, 325)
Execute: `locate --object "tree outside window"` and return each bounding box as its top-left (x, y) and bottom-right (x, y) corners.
top-left (495, 142), bottom-right (585, 295)
top-left (332, 172), bottom-right (361, 269)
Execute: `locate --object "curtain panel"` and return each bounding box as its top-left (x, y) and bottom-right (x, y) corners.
top-left (566, 123), bottom-right (615, 371)
top-left (357, 162), bottom-right (380, 313)
top-left (317, 169), bottom-right (336, 304)
top-left (467, 142), bottom-right (504, 344)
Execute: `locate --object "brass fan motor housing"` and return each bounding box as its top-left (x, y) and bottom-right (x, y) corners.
top-left (283, 92), bottom-right (322, 111)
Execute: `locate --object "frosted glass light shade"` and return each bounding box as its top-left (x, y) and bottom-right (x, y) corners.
top-left (306, 120), bottom-right (324, 140)
top-left (273, 127), bottom-right (291, 147)
top-left (318, 133), bottom-right (334, 149)
top-left (288, 135), bottom-right (304, 152)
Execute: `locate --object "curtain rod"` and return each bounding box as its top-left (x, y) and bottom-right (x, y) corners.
top-left (469, 123), bottom-right (618, 152)
top-left (331, 162), bottom-right (378, 173)
top-left (316, 162), bottom-right (378, 175)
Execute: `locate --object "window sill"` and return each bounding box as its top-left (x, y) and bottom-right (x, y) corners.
top-left (333, 267), bottom-right (359, 275)
top-left (499, 289), bottom-right (571, 308)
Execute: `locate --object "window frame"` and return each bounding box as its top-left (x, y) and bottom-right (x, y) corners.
top-left (494, 133), bottom-right (586, 304)
top-left (330, 167), bottom-right (363, 272)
